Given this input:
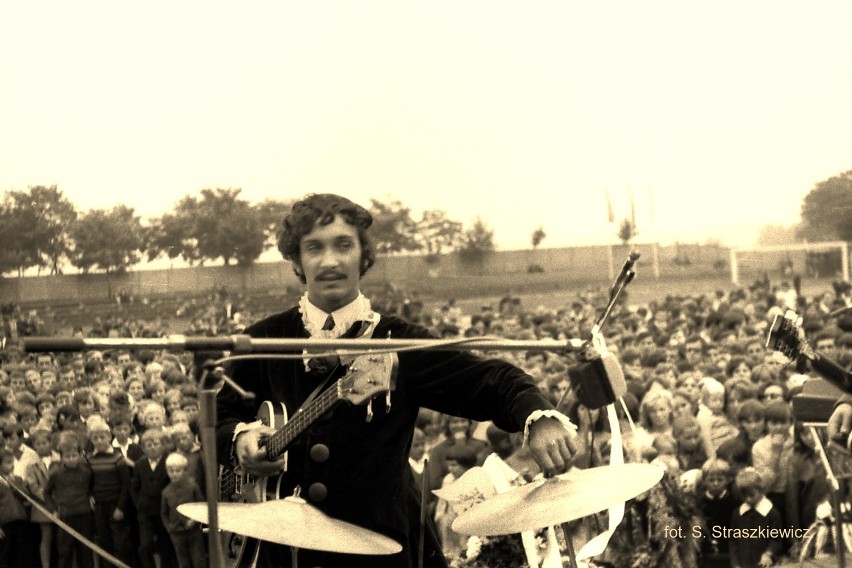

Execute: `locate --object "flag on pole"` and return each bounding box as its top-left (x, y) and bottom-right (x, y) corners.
top-left (605, 189), bottom-right (615, 223)
top-left (628, 186), bottom-right (637, 232)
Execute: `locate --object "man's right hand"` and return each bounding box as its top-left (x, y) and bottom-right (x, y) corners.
top-left (828, 403), bottom-right (852, 445)
top-left (234, 426), bottom-right (287, 476)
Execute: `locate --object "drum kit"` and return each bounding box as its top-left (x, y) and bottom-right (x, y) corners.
top-left (178, 462), bottom-right (663, 567)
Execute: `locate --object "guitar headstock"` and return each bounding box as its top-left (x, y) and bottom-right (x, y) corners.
top-left (338, 352), bottom-right (399, 405)
top-left (767, 310), bottom-right (815, 361)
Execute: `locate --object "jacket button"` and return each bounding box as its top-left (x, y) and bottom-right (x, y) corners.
top-left (309, 443), bottom-right (330, 463)
top-left (308, 482), bottom-right (327, 503)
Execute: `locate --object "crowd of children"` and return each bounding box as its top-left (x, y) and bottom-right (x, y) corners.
top-left (0, 277), bottom-right (850, 567)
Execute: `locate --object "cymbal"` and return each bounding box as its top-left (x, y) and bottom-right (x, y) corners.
top-left (452, 463), bottom-right (664, 536)
top-left (178, 497), bottom-right (402, 555)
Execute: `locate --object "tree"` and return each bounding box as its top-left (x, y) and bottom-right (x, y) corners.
top-left (149, 189), bottom-right (270, 266)
top-left (255, 197), bottom-right (294, 251)
top-left (617, 217), bottom-right (636, 244)
top-left (416, 209), bottom-right (463, 258)
top-left (531, 226), bottom-right (546, 249)
top-left (368, 199), bottom-right (420, 254)
top-left (0, 193), bottom-right (33, 276)
top-left (145, 212), bottom-right (200, 265)
top-left (457, 217), bottom-right (496, 262)
top-left (798, 170), bottom-right (852, 242)
top-left (0, 185), bottom-right (77, 276)
top-left (69, 205), bottom-right (145, 274)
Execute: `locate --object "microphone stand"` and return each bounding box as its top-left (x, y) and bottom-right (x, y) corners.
top-left (197, 366), bottom-right (229, 568)
top-left (593, 250), bottom-right (639, 335)
top-left (197, 360), bottom-right (257, 568)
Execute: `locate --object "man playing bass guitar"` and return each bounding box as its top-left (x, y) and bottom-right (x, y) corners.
top-left (215, 194), bottom-right (578, 568)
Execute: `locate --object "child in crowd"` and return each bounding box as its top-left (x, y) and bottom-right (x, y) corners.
top-left (26, 428), bottom-right (59, 568)
top-left (751, 400), bottom-right (794, 526)
top-left (111, 414), bottom-right (144, 467)
top-left (4, 423), bottom-right (40, 482)
top-left (160, 452), bottom-right (206, 568)
top-left (729, 467), bottom-right (784, 568)
top-left (131, 428), bottom-right (176, 568)
top-left (170, 422), bottom-right (204, 495)
top-left (786, 424), bottom-right (830, 532)
top-left (45, 433), bottom-right (94, 568)
top-left (672, 414), bottom-right (709, 472)
top-left (409, 427), bottom-right (428, 488)
top-left (697, 458), bottom-right (737, 568)
top-left (87, 416), bottom-right (133, 566)
top-left (717, 399), bottom-right (765, 474)
top-left (434, 444), bottom-right (479, 560)
top-left (697, 378), bottom-right (739, 453)
top-left (0, 448), bottom-right (30, 568)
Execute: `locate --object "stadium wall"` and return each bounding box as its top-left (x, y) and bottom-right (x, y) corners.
top-left (2, 242), bottom-right (731, 304)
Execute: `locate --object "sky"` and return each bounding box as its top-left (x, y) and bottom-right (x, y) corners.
top-left (2, 1), bottom-right (851, 255)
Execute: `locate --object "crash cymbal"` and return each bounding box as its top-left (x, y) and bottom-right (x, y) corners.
top-left (452, 463), bottom-right (664, 536)
top-left (178, 497), bottom-right (402, 555)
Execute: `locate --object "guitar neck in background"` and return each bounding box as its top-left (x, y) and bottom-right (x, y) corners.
top-left (806, 352), bottom-right (852, 395)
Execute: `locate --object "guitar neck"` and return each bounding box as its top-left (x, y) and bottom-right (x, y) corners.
top-left (261, 384), bottom-right (342, 461)
top-left (808, 352), bottom-right (852, 395)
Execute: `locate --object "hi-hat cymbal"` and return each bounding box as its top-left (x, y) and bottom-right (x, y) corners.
top-left (178, 497), bottom-right (402, 555)
top-left (453, 463), bottom-right (663, 536)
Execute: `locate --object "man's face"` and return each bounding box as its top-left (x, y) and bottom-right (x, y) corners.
top-left (299, 216), bottom-right (362, 313)
top-left (9, 375), bottom-right (26, 392)
top-left (815, 338), bottom-right (836, 358)
top-left (684, 341), bottom-right (703, 364)
top-left (36, 354), bottom-right (53, 369)
top-left (25, 370), bottom-right (42, 392)
top-left (41, 372), bottom-right (57, 391)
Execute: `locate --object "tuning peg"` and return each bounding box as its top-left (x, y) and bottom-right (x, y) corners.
top-left (366, 400), bottom-right (373, 422)
top-left (385, 391), bottom-right (392, 413)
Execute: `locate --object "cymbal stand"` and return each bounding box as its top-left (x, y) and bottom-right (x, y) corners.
top-left (560, 524), bottom-right (580, 568)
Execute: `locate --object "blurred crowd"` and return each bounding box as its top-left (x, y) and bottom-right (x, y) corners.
top-left (0, 276), bottom-right (851, 567)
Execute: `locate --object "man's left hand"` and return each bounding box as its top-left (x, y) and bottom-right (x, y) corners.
top-left (527, 416), bottom-right (577, 477)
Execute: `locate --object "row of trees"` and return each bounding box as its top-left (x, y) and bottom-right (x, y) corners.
top-left (0, 187), bottom-right (498, 277)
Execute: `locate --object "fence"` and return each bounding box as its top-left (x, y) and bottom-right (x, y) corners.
top-left (2, 242), bottom-right (733, 304)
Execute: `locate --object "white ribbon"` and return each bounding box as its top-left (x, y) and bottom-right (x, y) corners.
top-left (575, 329), bottom-right (628, 566)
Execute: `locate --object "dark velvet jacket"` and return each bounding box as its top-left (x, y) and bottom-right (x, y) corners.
top-left (215, 307), bottom-right (554, 568)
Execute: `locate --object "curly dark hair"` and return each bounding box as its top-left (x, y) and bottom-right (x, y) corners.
top-left (277, 194), bottom-right (376, 283)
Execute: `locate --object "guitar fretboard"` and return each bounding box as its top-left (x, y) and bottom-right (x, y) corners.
top-left (261, 381), bottom-right (342, 460)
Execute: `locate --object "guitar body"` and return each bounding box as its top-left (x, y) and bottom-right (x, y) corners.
top-left (214, 351), bottom-right (398, 567)
top-left (218, 400), bottom-right (288, 568)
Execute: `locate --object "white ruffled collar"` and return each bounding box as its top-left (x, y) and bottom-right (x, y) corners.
top-left (298, 292), bottom-right (381, 372)
top-left (299, 292), bottom-right (375, 338)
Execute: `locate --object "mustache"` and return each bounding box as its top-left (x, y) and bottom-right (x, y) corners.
top-left (315, 271), bottom-right (346, 280)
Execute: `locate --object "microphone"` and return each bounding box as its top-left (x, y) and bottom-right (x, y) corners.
top-left (617, 251), bottom-right (641, 285)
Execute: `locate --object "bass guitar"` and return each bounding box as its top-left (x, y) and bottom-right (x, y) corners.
top-left (216, 351), bottom-right (398, 567)
top-left (767, 310), bottom-right (852, 394)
